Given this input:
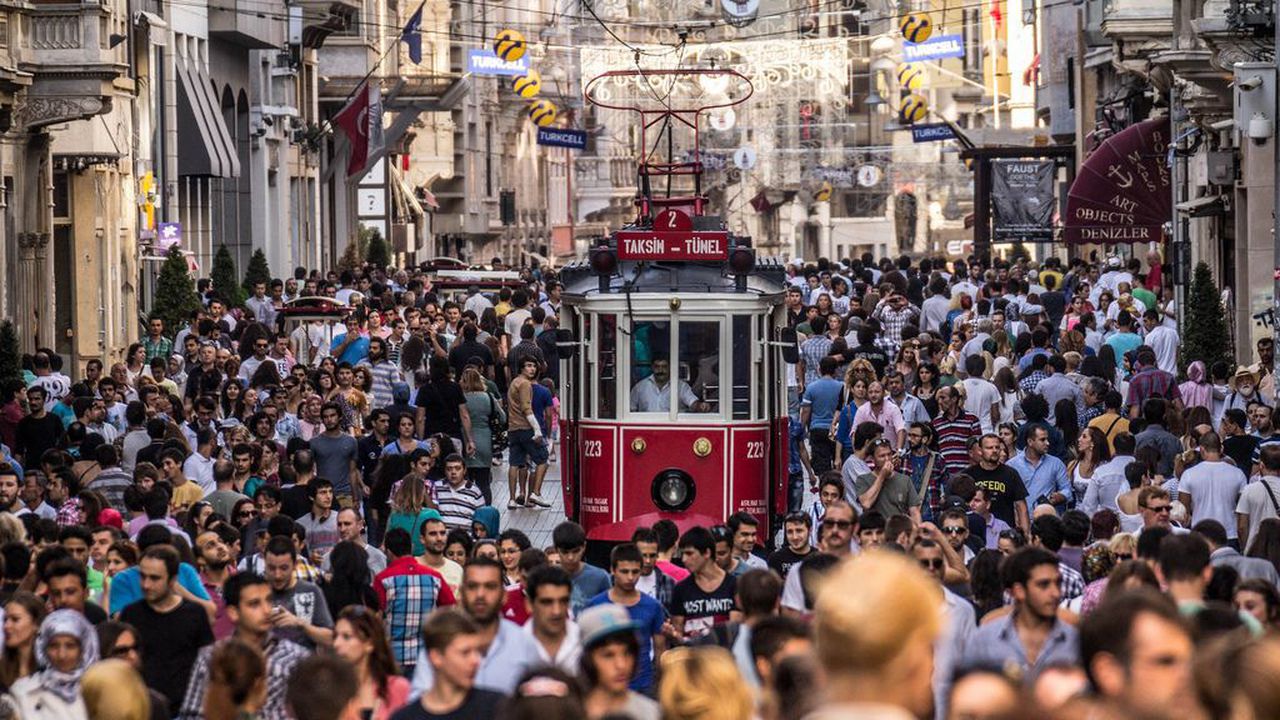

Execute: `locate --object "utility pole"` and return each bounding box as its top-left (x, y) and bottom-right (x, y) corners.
top-left (1273, 0), bottom-right (1279, 392)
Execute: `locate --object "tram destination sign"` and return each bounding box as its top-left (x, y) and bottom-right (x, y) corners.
top-left (615, 230), bottom-right (729, 261)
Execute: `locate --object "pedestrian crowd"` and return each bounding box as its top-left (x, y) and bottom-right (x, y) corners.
top-left (0, 250), bottom-right (1274, 720)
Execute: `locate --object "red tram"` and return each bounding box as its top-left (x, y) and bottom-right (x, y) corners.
top-left (556, 69), bottom-right (797, 547)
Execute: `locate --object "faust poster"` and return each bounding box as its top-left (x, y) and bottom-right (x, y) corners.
top-left (992, 160), bottom-right (1056, 240)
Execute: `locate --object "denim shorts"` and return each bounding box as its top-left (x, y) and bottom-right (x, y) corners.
top-left (509, 428), bottom-right (549, 466)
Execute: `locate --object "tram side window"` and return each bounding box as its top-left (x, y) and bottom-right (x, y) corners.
top-left (629, 320), bottom-right (672, 412)
top-left (597, 314), bottom-right (617, 419)
top-left (732, 316), bottom-right (751, 420)
top-left (679, 321), bottom-right (719, 415)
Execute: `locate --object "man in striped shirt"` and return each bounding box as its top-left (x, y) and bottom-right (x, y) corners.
top-left (435, 454), bottom-right (485, 532)
top-left (932, 385), bottom-right (981, 476)
top-left (360, 336), bottom-right (403, 411)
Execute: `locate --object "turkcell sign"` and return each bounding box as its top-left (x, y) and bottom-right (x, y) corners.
top-left (902, 34), bottom-right (966, 62)
top-left (615, 230), bottom-right (728, 261)
top-left (536, 127), bottom-right (587, 150)
top-left (911, 123), bottom-right (956, 143)
top-left (465, 49), bottom-right (529, 76)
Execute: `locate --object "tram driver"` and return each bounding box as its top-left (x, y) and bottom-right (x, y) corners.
top-left (631, 355), bottom-right (711, 413)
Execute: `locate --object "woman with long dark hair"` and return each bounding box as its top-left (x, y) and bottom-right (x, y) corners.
top-left (1248, 518), bottom-right (1280, 575)
top-left (1068, 426), bottom-right (1112, 505)
top-left (1055, 398), bottom-right (1081, 453)
top-left (332, 607), bottom-right (410, 720)
top-left (323, 542), bottom-right (379, 614)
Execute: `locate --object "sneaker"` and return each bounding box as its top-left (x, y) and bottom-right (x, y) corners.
top-left (507, 498), bottom-right (521, 509)
top-left (527, 493), bottom-right (551, 508)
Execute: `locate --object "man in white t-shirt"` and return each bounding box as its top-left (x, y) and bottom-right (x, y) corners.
top-left (1141, 309), bottom-right (1179, 376)
top-left (960, 355), bottom-right (1001, 434)
top-left (1178, 432), bottom-right (1247, 546)
top-left (1236, 444), bottom-right (1280, 549)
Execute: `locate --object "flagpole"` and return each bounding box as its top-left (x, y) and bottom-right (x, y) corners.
top-left (327, 0), bottom-right (428, 128)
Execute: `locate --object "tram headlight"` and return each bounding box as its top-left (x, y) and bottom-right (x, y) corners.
top-left (652, 469), bottom-right (696, 512)
top-left (728, 247), bottom-right (755, 275)
top-left (589, 245), bottom-right (618, 275)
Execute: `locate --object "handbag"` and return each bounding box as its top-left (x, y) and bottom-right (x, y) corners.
top-left (488, 392), bottom-right (509, 454)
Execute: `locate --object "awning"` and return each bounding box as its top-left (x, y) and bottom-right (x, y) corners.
top-left (1064, 117), bottom-right (1170, 245)
top-left (175, 60), bottom-right (240, 178)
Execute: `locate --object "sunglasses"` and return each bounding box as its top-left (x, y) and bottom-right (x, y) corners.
top-left (941, 526), bottom-right (967, 535)
top-left (917, 558), bottom-right (945, 570)
top-left (1142, 504), bottom-right (1171, 513)
top-left (109, 645), bottom-right (139, 658)
top-left (821, 519), bottom-right (853, 530)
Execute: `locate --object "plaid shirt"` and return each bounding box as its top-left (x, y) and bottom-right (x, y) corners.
top-left (1080, 402), bottom-right (1104, 425)
top-left (799, 335), bottom-right (834, 385)
top-left (1060, 562), bottom-right (1085, 601)
top-left (1019, 370), bottom-right (1049, 395)
top-left (873, 304), bottom-right (921, 347)
top-left (143, 335), bottom-right (174, 363)
top-left (1125, 367), bottom-right (1182, 413)
top-left (375, 557), bottom-right (457, 671)
top-left (179, 636), bottom-right (308, 720)
top-left (904, 450), bottom-right (951, 521)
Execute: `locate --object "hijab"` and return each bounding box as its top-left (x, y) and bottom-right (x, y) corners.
top-left (1180, 361), bottom-right (1214, 411)
top-left (35, 609), bottom-right (99, 703)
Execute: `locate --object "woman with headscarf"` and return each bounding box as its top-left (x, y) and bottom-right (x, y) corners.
top-left (4, 609), bottom-right (98, 719)
top-left (1180, 360), bottom-right (1214, 412)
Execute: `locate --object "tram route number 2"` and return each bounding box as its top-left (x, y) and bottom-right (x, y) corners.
top-left (745, 441), bottom-right (764, 459)
top-left (584, 440), bottom-right (604, 457)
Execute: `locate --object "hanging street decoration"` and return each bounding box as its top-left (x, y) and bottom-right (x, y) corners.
top-left (528, 99), bottom-right (558, 127)
top-left (899, 93), bottom-right (928, 125)
top-left (896, 63), bottom-right (926, 91)
top-left (513, 70), bottom-right (542, 99)
top-left (493, 29), bottom-right (527, 62)
top-left (899, 12), bottom-right (933, 43)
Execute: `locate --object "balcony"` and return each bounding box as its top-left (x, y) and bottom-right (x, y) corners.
top-left (18, 4), bottom-right (127, 129)
top-left (209, 0), bottom-right (284, 49)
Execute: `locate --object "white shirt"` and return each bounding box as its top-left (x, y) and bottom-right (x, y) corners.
top-left (464, 293), bottom-right (494, 317)
top-left (1179, 460), bottom-right (1247, 539)
top-left (1237, 475), bottom-right (1280, 549)
top-left (504, 308), bottom-right (532, 339)
top-left (183, 453), bottom-right (217, 494)
top-left (1144, 325), bottom-right (1179, 375)
top-left (934, 587), bottom-right (976, 720)
top-left (961, 377), bottom-right (1001, 434)
top-left (630, 375), bottom-right (698, 412)
top-left (523, 619), bottom-right (582, 672)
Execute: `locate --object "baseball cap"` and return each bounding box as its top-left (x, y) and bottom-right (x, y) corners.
top-left (578, 604), bottom-right (641, 649)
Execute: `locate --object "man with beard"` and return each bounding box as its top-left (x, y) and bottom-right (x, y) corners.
top-left (195, 527), bottom-right (237, 639)
top-left (409, 555), bottom-right (541, 697)
top-left (904, 422), bottom-right (950, 522)
top-left (180, 573), bottom-right (309, 720)
top-left (781, 500), bottom-right (855, 616)
top-left (360, 336), bottom-right (403, 410)
top-left (120, 545), bottom-right (216, 717)
top-left (964, 547), bottom-right (1078, 682)
top-left (417, 516), bottom-right (463, 593)
top-left (965, 433), bottom-right (1030, 536)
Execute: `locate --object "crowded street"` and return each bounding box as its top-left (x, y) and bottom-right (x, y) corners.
top-left (1, 0), bottom-right (1279, 719)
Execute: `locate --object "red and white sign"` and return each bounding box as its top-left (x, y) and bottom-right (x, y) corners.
top-left (616, 230), bottom-right (729, 260)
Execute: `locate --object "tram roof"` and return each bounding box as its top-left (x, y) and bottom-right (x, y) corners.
top-left (559, 256), bottom-right (788, 299)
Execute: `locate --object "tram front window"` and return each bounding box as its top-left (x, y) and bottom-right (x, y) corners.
top-left (628, 319), bottom-right (717, 414)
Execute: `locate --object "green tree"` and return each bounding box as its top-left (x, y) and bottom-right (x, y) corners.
top-left (366, 230), bottom-right (391, 269)
top-left (1182, 261), bottom-right (1233, 371)
top-left (0, 321), bottom-right (20, 386)
top-left (152, 249), bottom-right (201, 336)
top-left (211, 244), bottom-right (247, 307)
top-left (242, 248), bottom-right (272, 293)
top-left (337, 229), bottom-right (371, 273)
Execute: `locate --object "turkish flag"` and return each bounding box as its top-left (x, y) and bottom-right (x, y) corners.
top-left (334, 81), bottom-right (384, 177)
